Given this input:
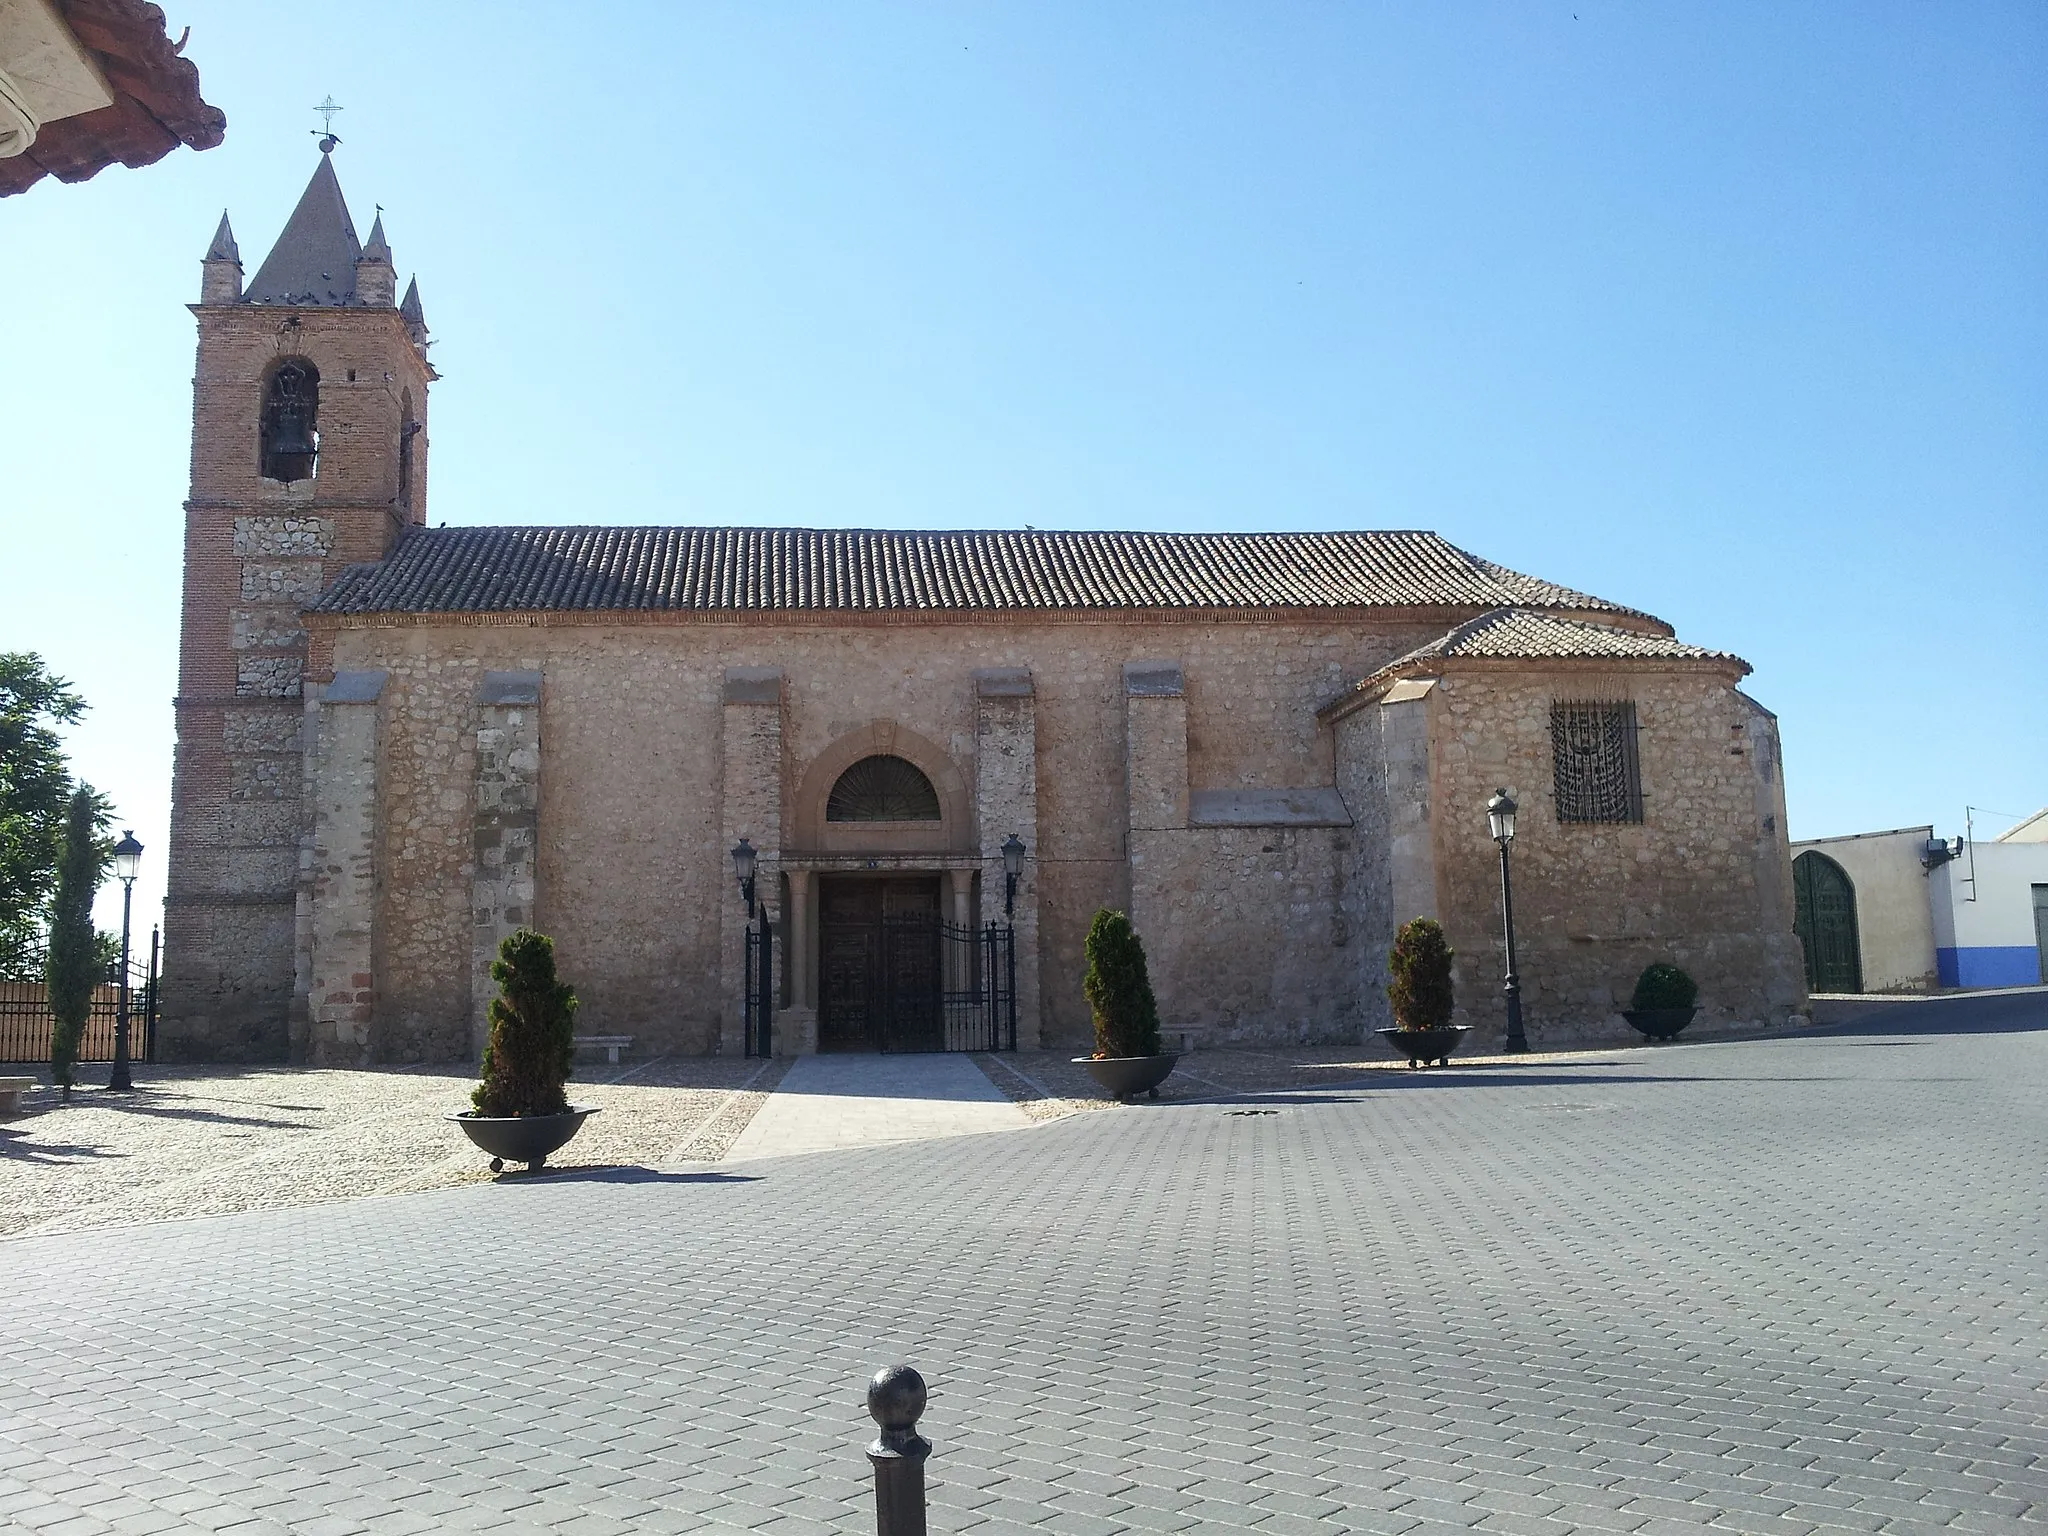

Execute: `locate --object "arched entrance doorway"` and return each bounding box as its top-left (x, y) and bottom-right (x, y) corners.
top-left (785, 734), bottom-right (1018, 1053)
top-left (1793, 850), bottom-right (1863, 993)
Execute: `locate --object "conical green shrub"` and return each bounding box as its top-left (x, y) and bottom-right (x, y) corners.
top-left (472, 929), bottom-right (578, 1117)
top-left (1082, 908), bottom-right (1161, 1059)
top-left (46, 785), bottom-right (102, 1100)
top-left (1386, 917), bottom-right (1455, 1032)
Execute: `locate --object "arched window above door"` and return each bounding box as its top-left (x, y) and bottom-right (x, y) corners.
top-left (827, 755), bottom-right (942, 822)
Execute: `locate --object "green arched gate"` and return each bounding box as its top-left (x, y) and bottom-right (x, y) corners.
top-left (1793, 851), bottom-right (1863, 994)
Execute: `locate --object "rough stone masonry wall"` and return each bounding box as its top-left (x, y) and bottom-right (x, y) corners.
top-left (1423, 666), bottom-right (1806, 1047)
top-left (323, 614), bottom-right (1452, 1059)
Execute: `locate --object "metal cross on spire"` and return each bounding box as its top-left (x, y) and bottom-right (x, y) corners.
top-left (312, 95), bottom-right (343, 153)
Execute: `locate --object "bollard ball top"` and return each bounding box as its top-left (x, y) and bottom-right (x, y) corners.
top-left (867, 1364), bottom-right (927, 1430)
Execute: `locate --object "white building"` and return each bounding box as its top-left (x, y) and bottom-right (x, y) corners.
top-left (1790, 812), bottom-right (2048, 993)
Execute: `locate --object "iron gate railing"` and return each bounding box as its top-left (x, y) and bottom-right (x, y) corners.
top-left (0, 927), bottom-right (160, 1065)
top-left (744, 915), bottom-right (774, 1058)
top-left (876, 916), bottom-right (1015, 1054)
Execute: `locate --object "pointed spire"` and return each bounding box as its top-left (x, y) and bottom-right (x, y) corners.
top-left (400, 276), bottom-right (428, 341)
top-left (204, 211), bottom-right (239, 264)
top-left (245, 154), bottom-right (363, 306)
top-left (201, 210), bottom-right (243, 303)
top-left (355, 211), bottom-right (395, 306)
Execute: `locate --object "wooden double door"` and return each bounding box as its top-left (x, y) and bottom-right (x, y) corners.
top-left (819, 877), bottom-right (943, 1052)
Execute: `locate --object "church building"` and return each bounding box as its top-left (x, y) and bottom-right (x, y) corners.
top-left (163, 155), bottom-right (1808, 1064)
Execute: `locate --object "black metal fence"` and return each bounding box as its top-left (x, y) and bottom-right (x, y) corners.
top-left (876, 916), bottom-right (1016, 1054)
top-left (0, 928), bottom-right (159, 1065)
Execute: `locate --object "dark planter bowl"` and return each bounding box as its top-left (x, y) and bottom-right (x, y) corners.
top-left (1076, 1054), bottom-right (1179, 1101)
top-left (1376, 1025), bottom-right (1472, 1067)
top-left (449, 1106), bottom-right (600, 1172)
top-left (1623, 1007), bottom-right (1697, 1041)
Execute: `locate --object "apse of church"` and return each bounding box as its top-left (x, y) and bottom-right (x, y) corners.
top-left (161, 154), bottom-right (1808, 1066)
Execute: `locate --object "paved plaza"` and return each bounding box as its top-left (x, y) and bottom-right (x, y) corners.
top-left (719, 1055), bottom-right (1030, 1163)
top-left (1, 994), bottom-right (2044, 1535)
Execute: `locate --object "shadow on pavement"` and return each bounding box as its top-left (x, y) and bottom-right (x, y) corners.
top-left (1803, 990), bottom-right (2047, 1039)
top-left (0, 1128), bottom-right (130, 1164)
top-left (499, 1165), bottom-right (762, 1185)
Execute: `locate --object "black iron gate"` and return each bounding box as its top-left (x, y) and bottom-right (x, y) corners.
top-left (0, 927), bottom-right (160, 1065)
top-left (873, 915), bottom-right (1015, 1054)
top-left (743, 914), bottom-right (774, 1058)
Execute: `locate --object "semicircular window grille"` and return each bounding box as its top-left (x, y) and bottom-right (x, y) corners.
top-left (827, 755), bottom-right (943, 822)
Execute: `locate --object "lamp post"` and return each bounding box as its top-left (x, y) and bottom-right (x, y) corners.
top-left (108, 831), bottom-right (143, 1091)
top-left (731, 837), bottom-right (758, 916)
top-left (732, 837), bottom-right (772, 1056)
top-left (1486, 791), bottom-right (1529, 1055)
top-left (1001, 834), bottom-right (1026, 919)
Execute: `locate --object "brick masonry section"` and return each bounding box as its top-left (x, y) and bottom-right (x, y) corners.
top-left (161, 268), bottom-right (433, 1063)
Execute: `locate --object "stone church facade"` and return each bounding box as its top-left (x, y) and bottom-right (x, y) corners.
top-left (163, 157), bottom-right (1808, 1064)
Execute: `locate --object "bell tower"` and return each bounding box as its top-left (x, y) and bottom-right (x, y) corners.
top-left (162, 145), bottom-right (435, 1061)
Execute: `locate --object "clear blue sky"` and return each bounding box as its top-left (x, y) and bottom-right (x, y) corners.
top-left (2, 2), bottom-right (2042, 936)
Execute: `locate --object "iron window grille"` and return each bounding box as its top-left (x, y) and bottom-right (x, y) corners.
top-left (827, 754), bottom-right (943, 822)
top-left (1550, 701), bottom-right (1643, 823)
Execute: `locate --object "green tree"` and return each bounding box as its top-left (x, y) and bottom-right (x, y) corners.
top-left (1082, 908), bottom-right (1161, 1059)
top-left (472, 929), bottom-right (578, 1117)
top-left (0, 655), bottom-right (89, 975)
top-left (1386, 917), bottom-right (1455, 1032)
top-left (47, 785), bottom-right (104, 1099)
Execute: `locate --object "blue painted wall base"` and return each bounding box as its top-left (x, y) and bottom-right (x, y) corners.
top-left (1936, 946), bottom-right (2042, 988)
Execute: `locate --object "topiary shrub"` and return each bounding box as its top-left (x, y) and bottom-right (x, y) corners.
top-left (471, 929), bottom-right (578, 1117)
top-left (1386, 917), bottom-right (1455, 1033)
top-left (1083, 908), bottom-right (1162, 1059)
top-left (46, 785), bottom-right (103, 1101)
top-left (1630, 963), bottom-right (1698, 1012)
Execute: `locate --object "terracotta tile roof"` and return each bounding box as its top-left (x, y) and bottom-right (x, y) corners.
top-left (1327, 607), bottom-right (1746, 711)
top-left (310, 526), bottom-right (1651, 619)
top-left (0, 0), bottom-right (225, 198)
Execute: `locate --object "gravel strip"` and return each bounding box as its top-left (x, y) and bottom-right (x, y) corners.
top-left (666, 1057), bottom-right (789, 1162)
top-left (0, 1056), bottom-right (778, 1238)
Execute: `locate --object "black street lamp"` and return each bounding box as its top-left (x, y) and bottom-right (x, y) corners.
top-left (1486, 790), bottom-right (1529, 1054)
top-left (1001, 834), bottom-right (1026, 919)
top-left (731, 837), bottom-right (758, 915)
top-left (108, 831), bottom-right (143, 1091)
top-left (732, 836), bottom-right (773, 1056)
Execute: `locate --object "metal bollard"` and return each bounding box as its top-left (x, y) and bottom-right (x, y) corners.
top-left (866, 1364), bottom-right (932, 1536)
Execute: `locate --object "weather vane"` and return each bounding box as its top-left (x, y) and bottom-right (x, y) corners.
top-left (312, 95), bottom-right (343, 153)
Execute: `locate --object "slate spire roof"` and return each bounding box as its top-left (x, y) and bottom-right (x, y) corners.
top-left (361, 212), bottom-right (391, 264)
top-left (399, 277), bottom-right (427, 335)
top-left (310, 526), bottom-right (1658, 621)
top-left (204, 211), bottom-right (238, 263)
top-left (245, 151), bottom-right (362, 305)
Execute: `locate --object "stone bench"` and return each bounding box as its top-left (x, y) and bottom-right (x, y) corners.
top-left (0, 1076), bottom-right (36, 1117)
top-left (573, 1034), bottom-right (633, 1065)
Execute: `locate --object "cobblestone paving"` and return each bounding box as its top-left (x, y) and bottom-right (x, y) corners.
top-left (1, 993), bottom-right (2043, 1535)
top-left (0, 1056), bottom-right (777, 1239)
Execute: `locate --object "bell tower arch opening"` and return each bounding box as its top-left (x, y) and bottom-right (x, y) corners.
top-left (259, 358), bottom-right (319, 483)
